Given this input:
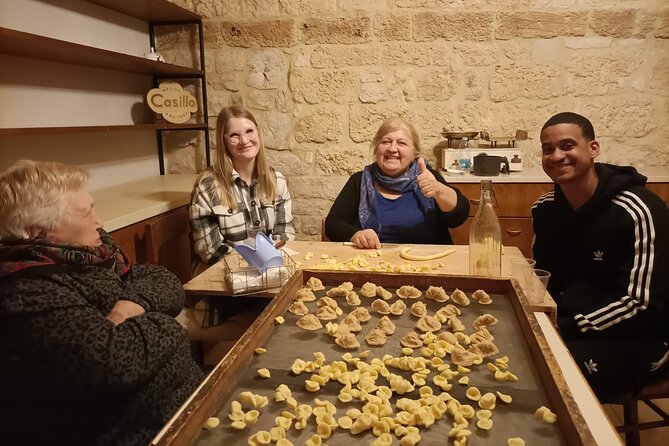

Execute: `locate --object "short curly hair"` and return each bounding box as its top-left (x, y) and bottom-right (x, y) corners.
top-left (541, 112), bottom-right (596, 141)
top-left (0, 160), bottom-right (89, 240)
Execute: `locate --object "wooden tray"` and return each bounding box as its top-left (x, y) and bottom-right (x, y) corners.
top-left (153, 270), bottom-right (595, 446)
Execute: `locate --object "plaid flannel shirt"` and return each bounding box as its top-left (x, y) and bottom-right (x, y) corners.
top-left (190, 168), bottom-right (295, 265)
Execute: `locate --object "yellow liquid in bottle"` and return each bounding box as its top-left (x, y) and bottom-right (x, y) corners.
top-left (469, 234), bottom-right (502, 276)
top-left (469, 181), bottom-right (502, 276)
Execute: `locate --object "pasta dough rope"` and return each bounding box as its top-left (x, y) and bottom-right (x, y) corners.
top-left (399, 247), bottom-right (456, 261)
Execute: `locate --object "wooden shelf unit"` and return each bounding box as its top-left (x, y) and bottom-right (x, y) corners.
top-left (84, 0), bottom-right (200, 22)
top-left (0, 27), bottom-right (203, 76)
top-left (0, 123), bottom-right (208, 137)
top-left (0, 0), bottom-right (210, 174)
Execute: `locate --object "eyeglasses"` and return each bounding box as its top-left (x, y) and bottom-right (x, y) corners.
top-left (378, 138), bottom-right (411, 149)
top-left (225, 128), bottom-right (257, 145)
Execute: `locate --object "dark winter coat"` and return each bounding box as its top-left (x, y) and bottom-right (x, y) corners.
top-left (0, 243), bottom-right (204, 446)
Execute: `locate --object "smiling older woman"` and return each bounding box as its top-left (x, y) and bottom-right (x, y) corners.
top-left (325, 117), bottom-right (470, 249)
top-left (0, 160), bottom-right (204, 446)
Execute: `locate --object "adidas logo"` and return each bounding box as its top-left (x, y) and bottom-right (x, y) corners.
top-left (593, 250), bottom-right (604, 261)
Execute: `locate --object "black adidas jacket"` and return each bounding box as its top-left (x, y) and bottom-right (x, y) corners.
top-left (532, 163), bottom-right (669, 341)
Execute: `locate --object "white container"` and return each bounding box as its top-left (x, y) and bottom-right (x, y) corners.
top-left (442, 148), bottom-right (522, 172)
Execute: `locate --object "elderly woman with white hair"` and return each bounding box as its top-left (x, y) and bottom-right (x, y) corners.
top-left (0, 160), bottom-right (204, 446)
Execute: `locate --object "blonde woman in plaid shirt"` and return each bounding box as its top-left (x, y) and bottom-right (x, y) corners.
top-left (190, 106), bottom-right (295, 273)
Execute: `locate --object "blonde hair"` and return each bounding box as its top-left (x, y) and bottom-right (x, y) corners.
top-left (0, 160), bottom-right (88, 239)
top-left (371, 116), bottom-right (421, 156)
top-left (207, 105), bottom-right (277, 211)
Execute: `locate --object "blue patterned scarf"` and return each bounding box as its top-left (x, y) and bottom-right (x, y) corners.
top-left (358, 160), bottom-right (435, 227)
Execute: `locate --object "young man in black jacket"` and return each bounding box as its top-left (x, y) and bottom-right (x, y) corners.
top-left (532, 112), bottom-right (669, 403)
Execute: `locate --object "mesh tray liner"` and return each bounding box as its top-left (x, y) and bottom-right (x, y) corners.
top-left (194, 273), bottom-right (569, 445)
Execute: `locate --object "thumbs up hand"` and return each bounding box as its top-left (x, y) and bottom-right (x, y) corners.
top-left (416, 157), bottom-right (441, 198)
top-left (418, 157), bottom-right (428, 174)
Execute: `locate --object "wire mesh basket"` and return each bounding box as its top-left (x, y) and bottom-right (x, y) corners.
top-left (223, 249), bottom-right (296, 295)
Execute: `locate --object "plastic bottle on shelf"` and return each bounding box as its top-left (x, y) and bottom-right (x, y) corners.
top-left (457, 137), bottom-right (472, 172)
top-left (469, 180), bottom-right (502, 276)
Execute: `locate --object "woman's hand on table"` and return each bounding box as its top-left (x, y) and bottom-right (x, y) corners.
top-left (351, 229), bottom-right (381, 249)
top-left (106, 299), bottom-right (146, 326)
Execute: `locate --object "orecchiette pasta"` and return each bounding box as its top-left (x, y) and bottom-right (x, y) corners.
top-left (346, 291), bottom-right (361, 306)
top-left (305, 277), bottom-right (324, 291)
top-left (316, 306), bottom-right (338, 321)
top-left (365, 328), bottom-right (387, 346)
top-left (288, 300), bottom-right (309, 316)
top-left (377, 316), bottom-right (396, 335)
top-left (360, 282), bottom-right (377, 297)
top-left (473, 313), bottom-right (499, 329)
top-left (471, 289), bottom-right (493, 305)
top-left (416, 315), bottom-right (442, 332)
top-left (317, 296), bottom-right (338, 309)
top-left (450, 289), bottom-right (470, 306)
top-left (371, 299), bottom-right (391, 315)
top-left (376, 286), bottom-right (393, 300)
top-left (396, 285), bottom-right (422, 299)
top-left (326, 286), bottom-right (348, 298)
top-left (389, 299), bottom-right (407, 316)
top-left (296, 314), bottom-right (323, 331)
top-left (351, 306), bottom-right (372, 322)
top-left (400, 331), bottom-right (424, 348)
top-left (295, 287), bottom-right (316, 302)
top-left (335, 333), bottom-right (360, 349)
top-left (426, 286), bottom-right (449, 302)
top-left (410, 301), bottom-right (427, 318)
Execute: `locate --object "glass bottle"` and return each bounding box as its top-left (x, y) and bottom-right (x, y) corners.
top-left (469, 180), bottom-right (502, 276)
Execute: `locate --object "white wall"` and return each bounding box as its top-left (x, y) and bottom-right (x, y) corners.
top-left (0, 132), bottom-right (160, 190)
top-left (0, 0), bottom-right (148, 55)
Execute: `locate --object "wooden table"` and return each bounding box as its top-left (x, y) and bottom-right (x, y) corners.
top-left (183, 240), bottom-right (557, 319)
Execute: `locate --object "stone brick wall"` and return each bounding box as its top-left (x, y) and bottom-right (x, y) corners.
top-left (162, 0), bottom-right (669, 240)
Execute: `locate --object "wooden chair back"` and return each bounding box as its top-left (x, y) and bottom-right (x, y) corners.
top-left (145, 206), bottom-right (193, 284)
top-left (615, 374), bottom-right (669, 446)
top-left (321, 217), bottom-right (329, 241)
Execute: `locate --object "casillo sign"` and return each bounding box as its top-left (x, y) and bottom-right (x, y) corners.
top-left (147, 81), bottom-right (198, 124)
